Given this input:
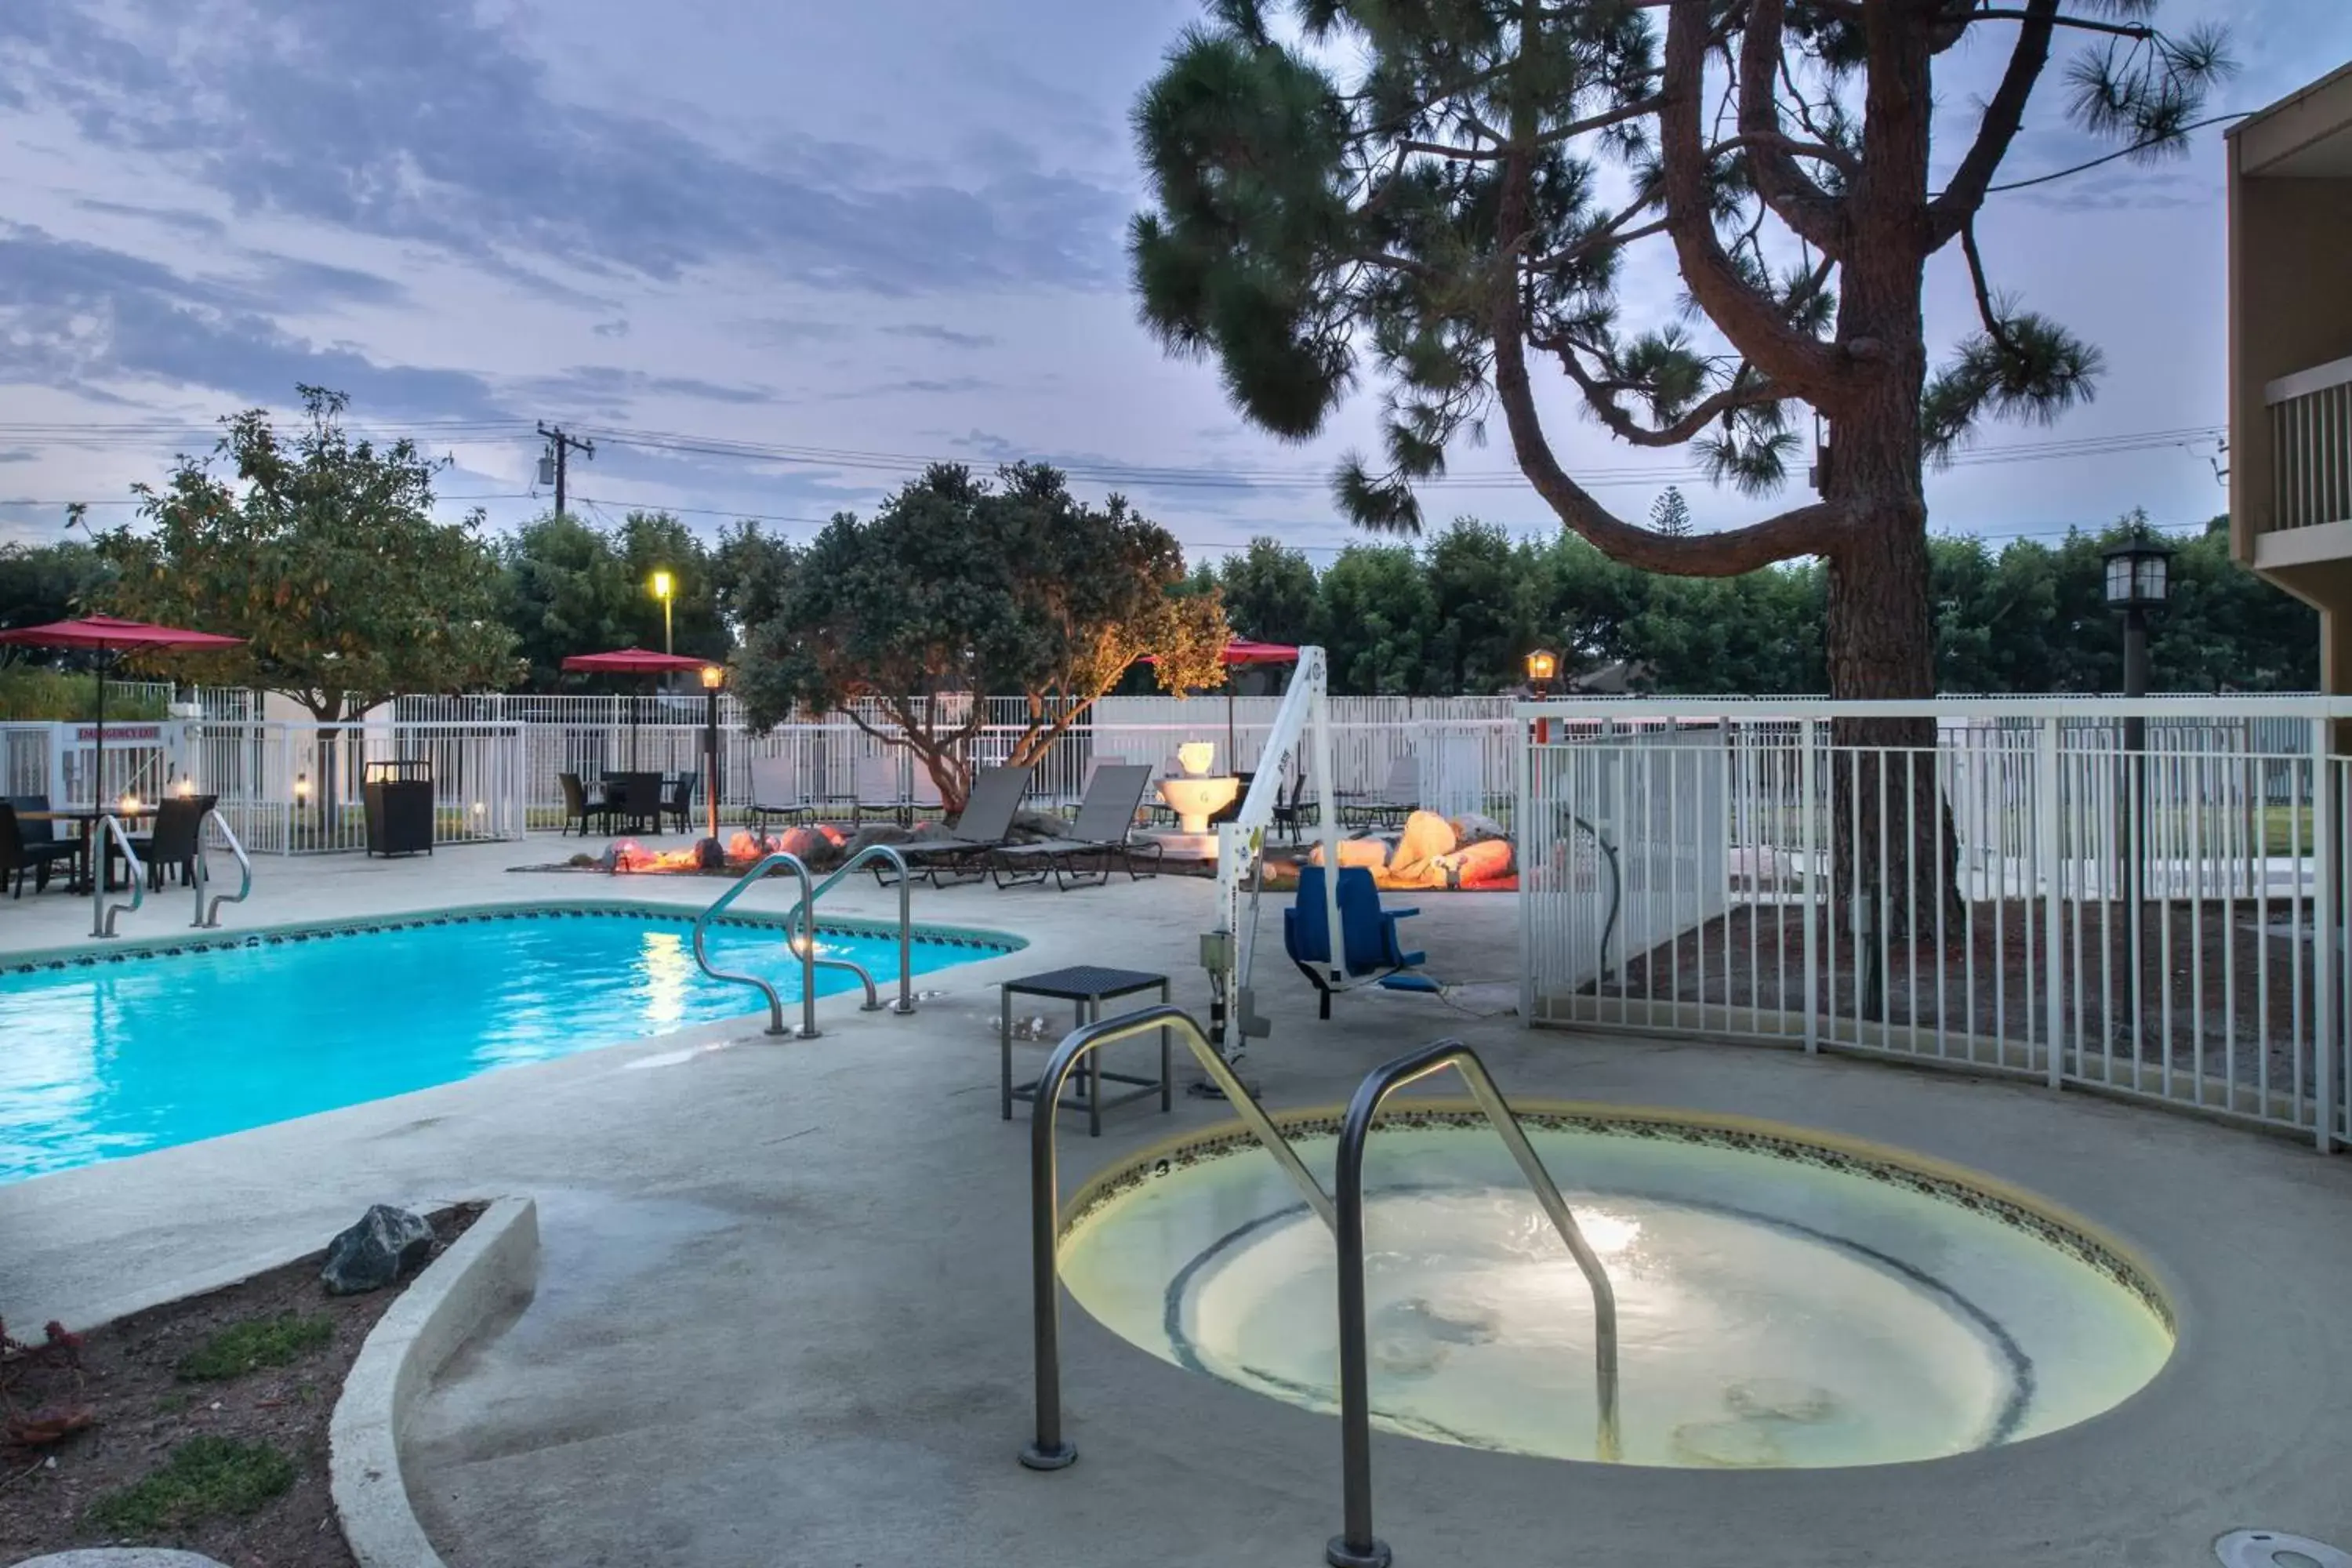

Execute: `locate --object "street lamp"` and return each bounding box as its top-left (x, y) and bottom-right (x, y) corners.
top-left (650, 569), bottom-right (675, 655)
top-left (2103, 530), bottom-right (2171, 930)
top-left (699, 663), bottom-right (724, 845)
top-left (1525, 648), bottom-right (1560, 744)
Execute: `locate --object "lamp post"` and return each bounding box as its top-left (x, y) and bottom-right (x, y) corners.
top-left (699, 663), bottom-right (724, 847)
top-left (2103, 531), bottom-right (2172, 937)
top-left (651, 569), bottom-right (675, 655)
top-left (1526, 647), bottom-right (1559, 744)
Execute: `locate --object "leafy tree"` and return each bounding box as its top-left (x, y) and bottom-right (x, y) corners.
top-left (733, 463), bottom-right (1229, 813)
top-left (1216, 535), bottom-right (1320, 644)
top-left (0, 538), bottom-right (107, 637)
top-left (495, 512), bottom-right (638, 688)
top-left (1423, 517), bottom-right (1530, 692)
top-left (614, 510), bottom-right (727, 662)
top-left (709, 521), bottom-right (798, 633)
top-left (1315, 543), bottom-right (1438, 694)
top-left (96, 387), bottom-right (518, 720)
top-left (1649, 487), bottom-right (1693, 538)
top-left (1131, 0), bottom-right (2227, 706)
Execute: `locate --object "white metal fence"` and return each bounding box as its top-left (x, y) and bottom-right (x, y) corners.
top-left (181, 721), bottom-right (527, 854)
top-left (1520, 697), bottom-right (2351, 1152)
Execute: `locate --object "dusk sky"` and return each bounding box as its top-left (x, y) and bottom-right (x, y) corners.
top-left (2, 0), bottom-right (2345, 564)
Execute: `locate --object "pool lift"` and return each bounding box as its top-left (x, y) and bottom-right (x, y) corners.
top-left (1202, 646), bottom-right (1432, 1083)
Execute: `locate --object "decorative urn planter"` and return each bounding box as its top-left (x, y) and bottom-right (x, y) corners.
top-left (1176, 741), bottom-right (1217, 777)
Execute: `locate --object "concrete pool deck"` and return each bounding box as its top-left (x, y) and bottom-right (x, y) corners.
top-left (3, 834), bottom-right (2350, 1566)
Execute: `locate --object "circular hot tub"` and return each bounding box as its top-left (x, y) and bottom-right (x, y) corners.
top-left (1058, 1107), bottom-right (2174, 1468)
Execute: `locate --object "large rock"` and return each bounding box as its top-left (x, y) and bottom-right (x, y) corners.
top-left (320, 1204), bottom-right (436, 1296)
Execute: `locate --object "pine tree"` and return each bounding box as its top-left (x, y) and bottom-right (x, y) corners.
top-left (1649, 487), bottom-right (1693, 539)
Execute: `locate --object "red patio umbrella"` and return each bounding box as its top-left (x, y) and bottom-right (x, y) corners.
top-left (1143, 637), bottom-right (1301, 768)
top-left (0, 614), bottom-right (246, 806)
top-left (560, 647), bottom-right (713, 768)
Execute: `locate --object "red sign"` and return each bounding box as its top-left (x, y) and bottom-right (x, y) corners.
top-left (73, 724), bottom-right (163, 742)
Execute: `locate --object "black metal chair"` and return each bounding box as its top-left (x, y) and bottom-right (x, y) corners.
top-left (1271, 770), bottom-right (1318, 842)
top-left (0, 800), bottom-right (82, 898)
top-left (602, 771), bottom-right (663, 834)
top-left (662, 773), bottom-right (696, 834)
top-left (122, 795), bottom-right (210, 890)
top-left (559, 771), bottom-right (610, 837)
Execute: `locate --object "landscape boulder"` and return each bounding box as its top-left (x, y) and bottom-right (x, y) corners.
top-left (320, 1204), bottom-right (436, 1295)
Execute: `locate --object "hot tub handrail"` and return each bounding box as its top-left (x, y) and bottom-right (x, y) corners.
top-left (1020, 1003), bottom-right (1331, 1474)
top-left (1327, 1040), bottom-right (1622, 1568)
top-left (692, 851), bottom-right (821, 1038)
top-left (785, 843), bottom-right (917, 1015)
top-left (193, 808), bottom-right (252, 930)
top-left (91, 813), bottom-right (145, 938)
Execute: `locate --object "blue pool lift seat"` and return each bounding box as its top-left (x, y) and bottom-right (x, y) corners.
top-left (1283, 864), bottom-right (1434, 1020)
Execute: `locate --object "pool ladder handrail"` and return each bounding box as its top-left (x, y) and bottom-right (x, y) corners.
top-left (783, 843), bottom-right (919, 1017)
top-left (692, 851), bottom-right (823, 1038)
top-left (1325, 1039), bottom-right (1621, 1568)
top-left (1018, 1013), bottom-right (1620, 1568)
top-left (1019, 1004), bottom-right (1332, 1475)
top-left (191, 808), bottom-right (253, 929)
top-left (91, 813), bottom-right (145, 938)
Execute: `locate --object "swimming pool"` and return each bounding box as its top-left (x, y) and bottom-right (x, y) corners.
top-left (1059, 1108), bottom-right (2173, 1468)
top-left (0, 903), bottom-right (1020, 1184)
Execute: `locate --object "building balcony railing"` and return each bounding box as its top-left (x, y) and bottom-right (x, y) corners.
top-left (2267, 354), bottom-right (2352, 532)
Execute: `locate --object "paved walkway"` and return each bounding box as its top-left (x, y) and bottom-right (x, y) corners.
top-left (4, 836), bottom-right (2350, 1566)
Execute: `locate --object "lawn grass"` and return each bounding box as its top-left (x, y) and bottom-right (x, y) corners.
top-left (85, 1436), bottom-right (296, 1534)
top-left (173, 1312), bottom-right (335, 1381)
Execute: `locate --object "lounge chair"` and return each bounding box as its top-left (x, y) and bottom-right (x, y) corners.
top-left (0, 800), bottom-right (82, 898)
top-left (1341, 754), bottom-right (1418, 829)
top-left (986, 764), bottom-right (1162, 890)
top-left (882, 765), bottom-right (1031, 884)
top-left (558, 771), bottom-right (610, 837)
top-left (745, 755), bottom-right (815, 830)
top-left (855, 750), bottom-right (912, 826)
top-left (1283, 864), bottom-right (1429, 1019)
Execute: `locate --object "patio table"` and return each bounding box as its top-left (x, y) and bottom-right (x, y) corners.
top-left (23, 808), bottom-right (157, 894)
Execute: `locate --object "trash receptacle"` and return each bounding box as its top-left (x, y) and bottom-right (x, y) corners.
top-left (364, 760), bottom-right (434, 857)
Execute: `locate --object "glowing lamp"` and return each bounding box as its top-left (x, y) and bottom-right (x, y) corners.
top-left (1524, 648), bottom-right (1560, 698)
top-left (700, 663), bottom-right (724, 691)
top-left (175, 776), bottom-right (196, 798)
top-left (293, 772), bottom-right (311, 802)
top-left (118, 790), bottom-right (140, 815)
top-left (651, 569), bottom-right (673, 601)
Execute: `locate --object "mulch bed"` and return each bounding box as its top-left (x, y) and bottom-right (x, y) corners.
top-left (2, 1202), bottom-right (483, 1568)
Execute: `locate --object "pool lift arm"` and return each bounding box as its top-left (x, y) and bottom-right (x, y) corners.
top-left (1204, 645), bottom-right (1348, 1078)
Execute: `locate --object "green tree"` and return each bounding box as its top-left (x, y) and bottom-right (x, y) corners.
top-left (708, 521), bottom-right (798, 633)
top-left (1315, 543), bottom-right (1437, 694)
top-left (1215, 536), bottom-right (1320, 644)
top-left (1130, 1), bottom-right (2227, 706)
top-left (0, 537), bottom-right (107, 637)
top-left (1422, 517), bottom-right (1529, 692)
top-left (495, 512), bottom-right (637, 688)
top-left (733, 463), bottom-right (1230, 812)
top-left (1649, 487), bottom-right (1693, 538)
top-left (97, 387), bottom-right (518, 720)
top-left (615, 510), bottom-right (726, 662)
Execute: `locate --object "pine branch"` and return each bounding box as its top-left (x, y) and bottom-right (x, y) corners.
top-left (1926, 0), bottom-right (2060, 245)
top-left (1735, 0), bottom-right (1850, 254)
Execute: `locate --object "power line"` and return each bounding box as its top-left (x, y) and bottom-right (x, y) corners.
top-left (1980, 113), bottom-right (2253, 195)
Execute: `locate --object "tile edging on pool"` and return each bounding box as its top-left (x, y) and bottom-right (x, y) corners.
top-left (0, 898), bottom-right (1026, 976)
top-left (1058, 1099), bottom-right (2176, 1336)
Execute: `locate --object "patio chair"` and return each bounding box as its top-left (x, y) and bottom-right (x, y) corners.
top-left (602, 771), bottom-right (664, 835)
top-left (882, 765), bottom-right (1032, 885)
top-left (1271, 769), bottom-right (1319, 842)
top-left (746, 755), bottom-right (814, 830)
top-left (558, 771), bottom-right (610, 837)
top-left (986, 764), bottom-right (1163, 891)
top-left (661, 773), bottom-right (696, 834)
top-left (0, 800), bottom-right (81, 898)
top-left (854, 750), bottom-right (911, 825)
top-left (124, 795), bottom-right (210, 891)
top-left (1283, 864), bottom-right (1431, 1020)
top-left (1341, 754), bottom-right (1419, 829)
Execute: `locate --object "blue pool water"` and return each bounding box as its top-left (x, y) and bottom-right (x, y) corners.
top-left (0, 906), bottom-right (1016, 1183)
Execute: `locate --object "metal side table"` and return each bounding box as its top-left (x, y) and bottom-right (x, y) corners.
top-left (1002, 965), bottom-right (1172, 1135)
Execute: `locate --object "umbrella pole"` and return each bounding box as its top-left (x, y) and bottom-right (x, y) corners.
top-left (1227, 687), bottom-right (1236, 776)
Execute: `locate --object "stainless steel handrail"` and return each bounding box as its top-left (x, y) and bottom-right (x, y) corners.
top-left (1327, 1040), bottom-right (1621, 1568)
top-left (785, 844), bottom-right (917, 1015)
top-left (691, 851), bottom-right (821, 1038)
top-left (1021, 1004), bottom-right (1332, 1472)
top-left (90, 814), bottom-right (144, 938)
top-left (192, 808), bottom-right (252, 929)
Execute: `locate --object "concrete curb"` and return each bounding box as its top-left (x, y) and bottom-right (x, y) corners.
top-left (329, 1196), bottom-right (539, 1568)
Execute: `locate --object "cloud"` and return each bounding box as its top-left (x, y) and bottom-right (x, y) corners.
top-left (71, 198), bottom-right (227, 238)
top-left (0, 223), bottom-right (503, 416)
top-left (514, 365), bottom-right (781, 417)
top-left (736, 317), bottom-right (854, 348)
top-left (883, 323), bottom-right (998, 350)
top-left (0, 447), bottom-right (36, 463)
top-left (857, 376), bottom-right (997, 397)
top-left (592, 319), bottom-right (630, 339)
top-left (0, 0), bottom-right (1129, 296)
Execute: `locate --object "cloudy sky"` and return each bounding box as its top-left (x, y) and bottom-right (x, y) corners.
top-left (0, 0), bottom-right (2343, 564)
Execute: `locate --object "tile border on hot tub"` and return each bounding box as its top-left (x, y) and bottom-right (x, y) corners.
top-left (1058, 1098), bottom-right (2175, 1334)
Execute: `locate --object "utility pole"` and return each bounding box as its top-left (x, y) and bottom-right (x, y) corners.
top-left (535, 423), bottom-right (595, 517)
